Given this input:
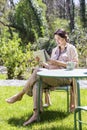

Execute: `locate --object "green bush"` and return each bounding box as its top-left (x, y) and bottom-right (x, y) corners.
top-left (69, 28), bottom-right (87, 67)
top-left (33, 36), bottom-right (56, 55)
top-left (0, 35), bottom-right (34, 79)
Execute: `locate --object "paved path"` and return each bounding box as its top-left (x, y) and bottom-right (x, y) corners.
top-left (0, 79), bottom-right (87, 89)
top-left (79, 80), bottom-right (87, 89)
top-left (0, 66), bottom-right (7, 74)
top-left (0, 79), bottom-right (27, 87)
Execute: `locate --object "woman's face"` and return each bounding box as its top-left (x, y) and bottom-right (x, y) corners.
top-left (54, 34), bottom-right (66, 46)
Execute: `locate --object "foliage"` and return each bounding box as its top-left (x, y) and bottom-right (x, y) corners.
top-left (31, 36), bottom-right (56, 55)
top-left (66, 0), bottom-right (75, 31)
top-left (0, 30), bottom-right (34, 79)
top-left (41, 17), bottom-right (70, 55)
top-left (69, 27), bottom-right (87, 67)
top-left (0, 0), bottom-right (15, 30)
top-left (47, 17), bottom-right (70, 38)
top-left (79, 0), bottom-right (86, 27)
top-left (0, 0), bottom-right (87, 75)
top-left (0, 0), bottom-right (48, 46)
top-left (9, 0), bottom-right (48, 44)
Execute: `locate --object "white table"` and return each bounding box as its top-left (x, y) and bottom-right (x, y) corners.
top-left (37, 69), bottom-right (87, 127)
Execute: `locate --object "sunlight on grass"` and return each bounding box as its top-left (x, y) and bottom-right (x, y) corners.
top-left (0, 86), bottom-right (87, 130)
top-left (0, 74), bottom-right (7, 79)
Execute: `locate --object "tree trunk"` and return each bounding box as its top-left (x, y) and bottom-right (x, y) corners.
top-left (66, 0), bottom-right (75, 31)
top-left (79, 0), bottom-right (86, 28)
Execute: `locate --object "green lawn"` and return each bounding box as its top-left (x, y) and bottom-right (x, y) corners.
top-left (0, 74), bottom-right (7, 79)
top-left (0, 86), bottom-right (87, 130)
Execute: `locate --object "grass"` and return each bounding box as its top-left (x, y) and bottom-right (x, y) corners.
top-left (0, 74), bottom-right (7, 79)
top-left (0, 86), bottom-right (87, 130)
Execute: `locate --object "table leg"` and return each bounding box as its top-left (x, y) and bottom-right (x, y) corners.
top-left (76, 79), bottom-right (82, 130)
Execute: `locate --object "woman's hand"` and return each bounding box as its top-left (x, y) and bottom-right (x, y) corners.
top-left (35, 56), bottom-right (40, 62)
top-left (40, 62), bottom-right (49, 69)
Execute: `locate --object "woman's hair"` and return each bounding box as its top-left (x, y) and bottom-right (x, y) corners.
top-left (54, 29), bottom-right (69, 42)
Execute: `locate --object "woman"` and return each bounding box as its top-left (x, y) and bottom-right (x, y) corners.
top-left (6, 29), bottom-right (78, 126)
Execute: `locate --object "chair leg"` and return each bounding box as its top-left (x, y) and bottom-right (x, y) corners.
top-left (74, 108), bottom-right (82, 130)
top-left (67, 87), bottom-right (69, 113)
top-left (78, 110), bottom-right (82, 130)
top-left (56, 86), bottom-right (70, 113)
top-left (74, 110), bottom-right (77, 130)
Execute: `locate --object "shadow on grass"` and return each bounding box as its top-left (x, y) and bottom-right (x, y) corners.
top-left (40, 110), bottom-right (69, 122)
top-left (8, 113), bottom-right (32, 127)
top-left (8, 110), bottom-right (70, 127)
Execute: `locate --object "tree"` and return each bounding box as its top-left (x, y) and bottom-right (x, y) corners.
top-left (0, 0), bottom-right (48, 45)
top-left (66, 0), bottom-right (75, 31)
top-left (0, 0), bottom-right (15, 39)
top-left (79, 0), bottom-right (86, 27)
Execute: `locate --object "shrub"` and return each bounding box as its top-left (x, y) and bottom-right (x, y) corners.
top-left (0, 35), bottom-right (34, 79)
top-left (69, 28), bottom-right (87, 67)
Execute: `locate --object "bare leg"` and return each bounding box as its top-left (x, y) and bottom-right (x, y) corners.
top-left (45, 91), bottom-right (52, 105)
top-left (23, 110), bottom-right (38, 126)
top-left (6, 67), bottom-right (39, 104)
top-left (5, 90), bottom-right (25, 103)
top-left (23, 82), bottom-right (43, 126)
top-left (43, 91), bottom-right (52, 107)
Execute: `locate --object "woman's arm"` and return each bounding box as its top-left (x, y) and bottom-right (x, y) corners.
top-left (41, 62), bottom-right (49, 69)
top-left (48, 59), bottom-right (67, 68)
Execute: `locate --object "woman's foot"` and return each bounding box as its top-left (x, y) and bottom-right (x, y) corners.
top-left (5, 93), bottom-right (23, 103)
top-left (43, 102), bottom-right (52, 107)
top-left (23, 114), bottom-right (37, 126)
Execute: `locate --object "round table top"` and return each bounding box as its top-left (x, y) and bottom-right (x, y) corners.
top-left (37, 68), bottom-right (87, 78)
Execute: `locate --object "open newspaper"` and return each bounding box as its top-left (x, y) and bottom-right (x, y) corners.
top-left (33, 49), bottom-right (50, 62)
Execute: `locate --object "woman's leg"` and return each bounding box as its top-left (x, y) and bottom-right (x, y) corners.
top-left (6, 67), bottom-right (39, 103)
top-left (23, 82), bottom-right (43, 126)
top-left (23, 109), bottom-right (38, 126)
top-left (43, 90), bottom-right (52, 107)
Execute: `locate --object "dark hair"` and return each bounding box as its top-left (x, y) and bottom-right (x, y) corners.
top-left (54, 29), bottom-right (69, 42)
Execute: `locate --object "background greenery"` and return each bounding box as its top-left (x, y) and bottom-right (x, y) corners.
top-left (0, 0), bottom-right (87, 79)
